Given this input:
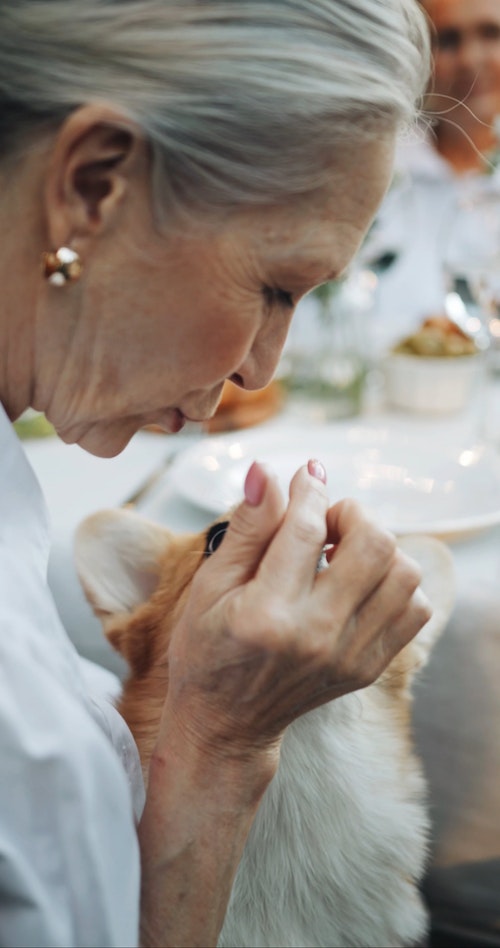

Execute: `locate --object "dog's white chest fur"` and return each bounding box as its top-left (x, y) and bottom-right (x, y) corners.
top-left (218, 688), bottom-right (428, 948)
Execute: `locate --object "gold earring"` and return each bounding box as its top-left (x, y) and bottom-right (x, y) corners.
top-left (42, 247), bottom-right (82, 286)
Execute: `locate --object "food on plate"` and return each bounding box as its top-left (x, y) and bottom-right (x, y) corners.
top-left (391, 315), bottom-right (478, 358)
top-left (385, 315), bottom-right (482, 414)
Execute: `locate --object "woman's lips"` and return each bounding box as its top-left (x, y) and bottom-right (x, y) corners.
top-left (160, 409), bottom-right (212, 431)
top-left (157, 397), bottom-right (223, 431)
top-left (150, 408), bottom-right (186, 433)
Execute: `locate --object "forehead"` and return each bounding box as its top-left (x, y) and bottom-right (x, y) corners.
top-left (237, 137), bottom-right (395, 283)
top-left (425, 0), bottom-right (500, 29)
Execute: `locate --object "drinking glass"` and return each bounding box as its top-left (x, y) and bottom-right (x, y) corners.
top-left (278, 269), bottom-right (376, 421)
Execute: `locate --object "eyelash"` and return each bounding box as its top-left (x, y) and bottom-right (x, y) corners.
top-left (263, 286), bottom-right (294, 309)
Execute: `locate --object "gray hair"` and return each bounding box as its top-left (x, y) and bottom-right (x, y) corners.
top-left (0, 0), bottom-right (431, 217)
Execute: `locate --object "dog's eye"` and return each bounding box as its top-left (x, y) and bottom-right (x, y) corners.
top-left (204, 520), bottom-right (230, 556)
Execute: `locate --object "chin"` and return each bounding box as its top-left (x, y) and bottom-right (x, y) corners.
top-left (55, 407), bottom-right (186, 457)
top-left (77, 429), bottom-right (137, 459)
top-left (54, 420), bottom-right (137, 458)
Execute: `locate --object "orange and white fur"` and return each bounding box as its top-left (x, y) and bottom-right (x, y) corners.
top-left (75, 509), bottom-right (455, 948)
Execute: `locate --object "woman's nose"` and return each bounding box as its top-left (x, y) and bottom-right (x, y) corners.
top-left (230, 316), bottom-right (292, 391)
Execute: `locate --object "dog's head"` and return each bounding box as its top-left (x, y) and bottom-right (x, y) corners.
top-left (75, 509), bottom-right (233, 771)
top-left (75, 508), bottom-right (229, 670)
top-left (75, 508), bottom-right (455, 770)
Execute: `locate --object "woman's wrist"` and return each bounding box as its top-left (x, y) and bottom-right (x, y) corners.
top-left (138, 715), bottom-right (279, 948)
top-left (149, 705), bottom-right (280, 813)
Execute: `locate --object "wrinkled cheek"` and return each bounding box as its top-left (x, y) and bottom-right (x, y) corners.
top-left (193, 325), bottom-right (257, 384)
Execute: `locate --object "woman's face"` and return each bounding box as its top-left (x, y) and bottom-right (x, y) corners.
top-left (43, 139), bottom-right (393, 457)
top-left (425, 0), bottom-right (500, 127)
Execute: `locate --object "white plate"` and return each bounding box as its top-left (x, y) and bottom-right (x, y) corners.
top-left (169, 419), bottom-right (500, 537)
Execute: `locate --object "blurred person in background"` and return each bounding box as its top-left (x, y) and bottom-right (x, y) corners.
top-left (358, 0), bottom-right (500, 356)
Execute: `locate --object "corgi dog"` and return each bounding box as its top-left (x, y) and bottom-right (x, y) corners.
top-left (75, 508), bottom-right (455, 948)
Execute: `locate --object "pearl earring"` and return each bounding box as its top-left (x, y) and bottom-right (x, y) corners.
top-left (42, 247), bottom-right (82, 286)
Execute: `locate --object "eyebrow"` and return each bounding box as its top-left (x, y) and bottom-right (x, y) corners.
top-left (435, 21), bottom-right (500, 42)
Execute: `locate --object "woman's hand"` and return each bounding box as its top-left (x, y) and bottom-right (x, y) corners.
top-left (140, 460), bottom-right (431, 947)
top-left (161, 459), bottom-right (431, 764)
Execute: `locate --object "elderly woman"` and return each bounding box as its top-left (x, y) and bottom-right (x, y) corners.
top-left (0, 2), bottom-right (431, 946)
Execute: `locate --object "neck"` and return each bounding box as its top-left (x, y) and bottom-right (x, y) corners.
top-left (434, 117), bottom-right (497, 175)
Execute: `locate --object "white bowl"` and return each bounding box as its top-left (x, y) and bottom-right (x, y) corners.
top-left (384, 352), bottom-right (482, 414)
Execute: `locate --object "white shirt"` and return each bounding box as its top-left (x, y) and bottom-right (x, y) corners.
top-left (0, 403), bottom-right (142, 947)
top-left (358, 130), bottom-right (500, 356)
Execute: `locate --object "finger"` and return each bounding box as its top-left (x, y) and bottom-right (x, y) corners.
top-left (353, 547), bottom-right (424, 647)
top-left (255, 460), bottom-right (330, 597)
top-left (320, 499), bottom-right (398, 617)
top-left (339, 584), bottom-right (432, 697)
top-left (201, 461), bottom-right (286, 592)
top-left (325, 496), bottom-right (393, 547)
top-left (379, 585), bottom-right (433, 665)
top-left (397, 534), bottom-right (455, 647)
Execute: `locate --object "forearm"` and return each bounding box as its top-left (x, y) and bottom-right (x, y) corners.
top-left (138, 735), bottom-right (275, 948)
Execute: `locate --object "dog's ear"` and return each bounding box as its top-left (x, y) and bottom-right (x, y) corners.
top-left (397, 534), bottom-right (455, 668)
top-left (75, 508), bottom-right (174, 617)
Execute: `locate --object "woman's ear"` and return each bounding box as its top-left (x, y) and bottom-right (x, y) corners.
top-left (44, 103), bottom-right (149, 250)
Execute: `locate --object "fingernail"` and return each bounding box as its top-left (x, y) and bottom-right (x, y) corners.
top-left (244, 461), bottom-right (266, 506)
top-left (308, 458), bottom-right (327, 484)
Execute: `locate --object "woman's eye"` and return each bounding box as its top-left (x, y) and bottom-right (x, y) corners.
top-left (263, 286), bottom-right (294, 310)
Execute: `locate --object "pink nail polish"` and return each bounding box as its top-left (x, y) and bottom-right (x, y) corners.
top-left (244, 461), bottom-right (266, 506)
top-left (308, 458), bottom-right (327, 484)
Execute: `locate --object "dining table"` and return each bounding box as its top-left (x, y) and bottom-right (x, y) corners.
top-left (24, 372), bottom-right (500, 947)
